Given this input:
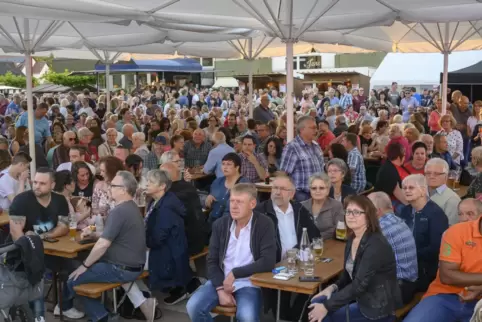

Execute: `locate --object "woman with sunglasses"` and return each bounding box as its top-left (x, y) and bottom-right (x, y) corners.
top-left (301, 172), bottom-right (344, 240)
top-left (308, 195), bottom-right (401, 322)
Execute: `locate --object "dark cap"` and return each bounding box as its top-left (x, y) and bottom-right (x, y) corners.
top-left (153, 135), bottom-right (167, 145)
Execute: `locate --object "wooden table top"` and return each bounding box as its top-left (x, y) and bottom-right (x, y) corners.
top-left (250, 239), bottom-right (345, 295)
top-left (43, 233), bottom-right (95, 259)
top-left (255, 182), bottom-right (272, 193)
top-left (456, 185), bottom-right (468, 198)
top-left (0, 212), bottom-right (9, 226)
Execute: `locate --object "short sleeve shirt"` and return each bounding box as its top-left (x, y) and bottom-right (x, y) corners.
top-left (9, 190), bottom-right (69, 235)
top-left (0, 167), bottom-right (21, 209)
top-left (424, 217), bottom-right (482, 298)
top-left (101, 200), bottom-right (146, 267)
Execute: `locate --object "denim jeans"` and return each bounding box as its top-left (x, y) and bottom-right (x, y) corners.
top-left (64, 262), bottom-right (142, 322)
top-left (186, 280), bottom-right (262, 322)
top-left (311, 296), bottom-right (395, 322)
top-left (29, 298), bottom-right (45, 319)
top-left (404, 294), bottom-right (477, 322)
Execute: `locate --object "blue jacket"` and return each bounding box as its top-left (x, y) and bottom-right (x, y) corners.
top-left (146, 192), bottom-right (192, 290)
top-left (399, 200), bottom-right (448, 285)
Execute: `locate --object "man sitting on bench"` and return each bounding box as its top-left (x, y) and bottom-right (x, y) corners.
top-left (404, 199), bottom-right (482, 322)
top-left (65, 171), bottom-right (150, 322)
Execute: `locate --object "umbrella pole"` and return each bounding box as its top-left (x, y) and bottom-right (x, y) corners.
top-left (24, 19), bottom-right (36, 177)
top-left (441, 50), bottom-right (449, 116)
top-left (286, 40), bottom-right (294, 142)
top-left (106, 63), bottom-right (111, 108)
top-left (248, 37), bottom-right (254, 118)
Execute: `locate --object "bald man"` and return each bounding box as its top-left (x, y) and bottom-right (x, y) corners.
top-left (368, 191), bottom-right (418, 304)
top-left (458, 198), bottom-right (482, 223)
top-left (160, 162), bottom-right (206, 256)
top-left (52, 131), bottom-right (76, 169)
top-left (203, 132), bottom-right (234, 178)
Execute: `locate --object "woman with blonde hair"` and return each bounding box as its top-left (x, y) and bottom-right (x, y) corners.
top-left (437, 114), bottom-right (463, 165)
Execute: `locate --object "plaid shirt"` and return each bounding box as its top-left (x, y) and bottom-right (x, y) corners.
top-left (347, 147), bottom-right (366, 193)
top-left (379, 213), bottom-right (418, 282)
top-left (280, 135), bottom-right (324, 193)
top-left (239, 152), bottom-right (268, 183)
top-left (184, 140), bottom-right (212, 168)
top-left (144, 151), bottom-right (160, 170)
top-left (339, 93), bottom-right (353, 110)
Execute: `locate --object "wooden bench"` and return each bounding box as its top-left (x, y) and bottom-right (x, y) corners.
top-left (211, 305), bottom-right (236, 322)
top-left (74, 271), bottom-right (149, 298)
top-left (395, 292), bottom-right (424, 320)
top-left (190, 246), bottom-right (209, 261)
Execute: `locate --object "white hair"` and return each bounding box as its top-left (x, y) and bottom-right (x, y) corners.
top-left (402, 174), bottom-right (427, 190)
top-left (132, 132), bottom-right (145, 141)
top-left (159, 150), bottom-right (178, 165)
top-left (425, 157), bottom-right (449, 174)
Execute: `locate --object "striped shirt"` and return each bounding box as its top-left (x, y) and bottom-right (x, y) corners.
top-left (347, 147), bottom-right (366, 193)
top-left (280, 135), bottom-right (325, 193)
top-left (239, 152), bottom-right (268, 183)
top-left (379, 213), bottom-right (418, 282)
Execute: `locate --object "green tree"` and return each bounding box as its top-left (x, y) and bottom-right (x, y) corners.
top-left (42, 70), bottom-right (96, 88)
top-left (0, 72), bottom-right (38, 88)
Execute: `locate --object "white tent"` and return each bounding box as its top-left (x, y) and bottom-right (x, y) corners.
top-left (370, 51), bottom-right (482, 89)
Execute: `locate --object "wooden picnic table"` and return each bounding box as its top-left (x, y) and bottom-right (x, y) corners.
top-left (43, 233), bottom-right (95, 259)
top-left (251, 239), bottom-right (345, 321)
top-left (0, 212), bottom-right (9, 226)
top-left (255, 182), bottom-right (272, 193)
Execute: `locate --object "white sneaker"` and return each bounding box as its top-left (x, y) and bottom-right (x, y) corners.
top-left (54, 305), bottom-right (85, 319)
top-left (35, 317), bottom-right (45, 322)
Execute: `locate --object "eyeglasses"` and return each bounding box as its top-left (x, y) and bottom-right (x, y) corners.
top-left (345, 210), bottom-right (365, 217)
top-left (425, 171), bottom-right (446, 177)
top-left (68, 138), bottom-right (76, 141)
top-left (402, 185), bottom-right (417, 191)
top-left (310, 186), bottom-right (327, 191)
top-left (110, 184), bottom-right (124, 189)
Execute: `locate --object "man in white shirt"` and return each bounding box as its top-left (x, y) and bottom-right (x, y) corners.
top-left (57, 145), bottom-right (96, 175)
top-left (0, 152), bottom-right (31, 210)
top-left (187, 183), bottom-right (276, 322)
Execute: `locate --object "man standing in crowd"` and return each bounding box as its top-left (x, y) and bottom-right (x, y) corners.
top-left (253, 95), bottom-right (274, 124)
top-left (256, 123), bottom-right (271, 154)
top-left (343, 133), bottom-right (366, 193)
top-left (404, 199), bottom-right (482, 322)
top-left (16, 102), bottom-right (52, 146)
top-left (187, 183), bottom-right (276, 322)
top-left (184, 129), bottom-right (212, 168)
top-left (338, 85), bottom-right (352, 110)
top-left (0, 152), bottom-right (31, 210)
top-left (66, 171), bottom-right (146, 322)
top-left (368, 191), bottom-right (418, 305)
top-left (9, 168), bottom-right (85, 321)
top-left (388, 82), bottom-right (400, 106)
top-left (204, 132), bottom-right (234, 178)
top-left (400, 174), bottom-right (448, 292)
top-left (53, 131), bottom-right (76, 170)
top-left (281, 116), bottom-right (324, 202)
top-left (425, 158), bottom-right (461, 225)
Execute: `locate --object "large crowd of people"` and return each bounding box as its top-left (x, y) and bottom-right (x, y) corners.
top-left (0, 82), bottom-right (482, 322)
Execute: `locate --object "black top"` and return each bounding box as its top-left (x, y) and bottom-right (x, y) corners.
top-left (9, 190), bottom-right (69, 235)
top-left (73, 180), bottom-right (95, 201)
top-left (324, 231), bottom-right (402, 319)
top-left (374, 160), bottom-right (405, 197)
top-left (359, 136), bottom-right (373, 147)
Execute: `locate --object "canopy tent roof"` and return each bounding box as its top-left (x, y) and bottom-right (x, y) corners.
top-left (370, 51), bottom-right (482, 88)
top-left (441, 60), bottom-right (482, 85)
top-left (213, 77), bottom-right (239, 88)
top-left (95, 58), bottom-right (203, 72)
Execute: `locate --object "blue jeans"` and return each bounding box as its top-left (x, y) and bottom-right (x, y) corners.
top-left (29, 298), bottom-right (45, 319)
top-left (404, 294), bottom-right (477, 322)
top-left (64, 262), bottom-right (142, 322)
top-left (186, 280), bottom-right (262, 322)
top-left (311, 296), bottom-right (394, 322)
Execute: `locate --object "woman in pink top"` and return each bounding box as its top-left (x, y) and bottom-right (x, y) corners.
top-left (428, 96), bottom-right (444, 134)
top-left (385, 124), bottom-right (411, 163)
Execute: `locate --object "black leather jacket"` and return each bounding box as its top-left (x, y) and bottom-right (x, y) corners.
top-left (324, 231), bottom-right (402, 319)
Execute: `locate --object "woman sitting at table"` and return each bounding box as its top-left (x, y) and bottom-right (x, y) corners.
top-left (263, 137), bottom-right (283, 174)
top-left (370, 120), bottom-right (389, 153)
top-left (72, 161), bottom-right (97, 201)
top-left (53, 170), bottom-right (88, 221)
top-left (437, 114), bottom-right (463, 166)
top-left (358, 125), bottom-right (373, 151)
top-left (385, 124), bottom-right (411, 162)
top-left (205, 152), bottom-right (249, 223)
top-left (328, 143), bottom-right (352, 185)
top-left (86, 156), bottom-right (125, 229)
top-left (301, 172), bottom-right (344, 239)
top-left (374, 142), bottom-right (408, 215)
top-left (403, 142), bottom-right (428, 175)
top-left (308, 195), bottom-right (401, 322)
top-left (326, 158), bottom-right (356, 203)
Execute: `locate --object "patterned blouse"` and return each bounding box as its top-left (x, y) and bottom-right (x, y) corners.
top-left (437, 129), bottom-right (464, 164)
top-left (79, 181), bottom-right (116, 230)
top-left (466, 172), bottom-right (482, 199)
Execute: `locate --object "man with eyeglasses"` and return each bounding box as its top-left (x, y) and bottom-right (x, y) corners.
top-left (404, 198), bottom-right (482, 322)
top-left (52, 131), bottom-right (76, 169)
top-left (368, 191), bottom-right (418, 305)
top-left (425, 158), bottom-right (461, 225)
top-left (255, 174), bottom-right (319, 320)
top-left (399, 174), bottom-right (448, 292)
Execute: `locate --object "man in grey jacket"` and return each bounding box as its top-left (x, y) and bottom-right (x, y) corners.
top-left (186, 183), bottom-right (277, 322)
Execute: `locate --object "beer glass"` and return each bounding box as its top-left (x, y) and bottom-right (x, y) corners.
top-left (312, 238), bottom-right (324, 261)
top-left (69, 220), bottom-right (77, 241)
top-left (336, 220), bottom-right (347, 241)
top-left (287, 248), bottom-right (299, 275)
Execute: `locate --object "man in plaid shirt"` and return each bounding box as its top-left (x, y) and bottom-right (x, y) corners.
top-left (280, 116), bottom-right (324, 201)
top-left (184, 129), bottom-right (212, 168)
top-left (339, 85), bottom-right (353, 111)
top-left (343, 133), bottom-right (366, 193)
top-left (239, 135), bottom-right (268, 183)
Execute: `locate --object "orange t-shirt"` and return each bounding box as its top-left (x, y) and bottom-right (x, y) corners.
top-left (424, 218), bottom-right (482, 298)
